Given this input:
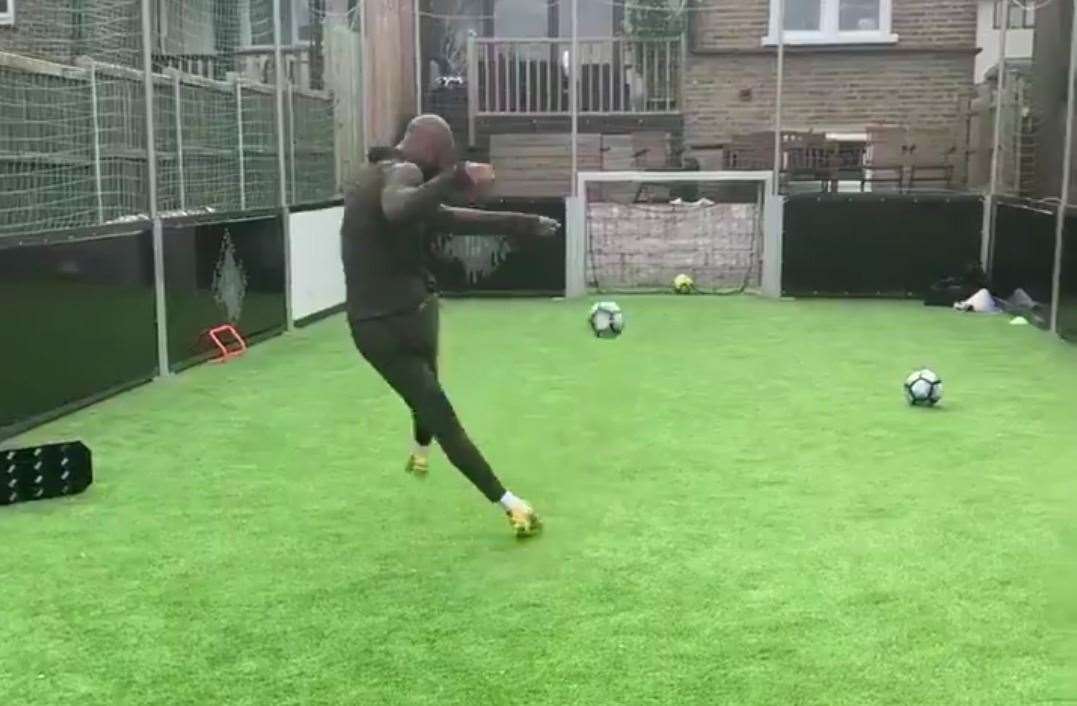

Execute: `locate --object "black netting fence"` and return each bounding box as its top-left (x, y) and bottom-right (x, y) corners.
top-left (990, 199), bottom-right (1058, 328)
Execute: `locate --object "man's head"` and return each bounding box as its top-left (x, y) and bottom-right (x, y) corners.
top-left (397, 114), bottom-right (456, 178)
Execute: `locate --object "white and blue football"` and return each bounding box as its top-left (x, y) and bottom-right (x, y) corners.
top-left (904, 369), bottom-right (943, 407)
top-left (589, 301), bottom-right (625, 339)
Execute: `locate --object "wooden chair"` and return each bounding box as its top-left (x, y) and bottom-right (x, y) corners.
top-left (863, 126), bottom-right (907, 192)
top-left (722, 132), bottom-right (774, 171)
top-left (904, 129), bottom-right (956, 191)
top-left (782, 131), bottom-right (831, 193)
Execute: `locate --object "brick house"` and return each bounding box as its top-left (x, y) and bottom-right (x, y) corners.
top-left (415, 1), bottom-right (984, 196)
top-left (684, 0), bottom-right (979, 171)
top-left (0, 0), bottom-right (141, 65)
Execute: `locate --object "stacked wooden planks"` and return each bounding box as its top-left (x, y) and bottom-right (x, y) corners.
top-left (488, 131), bottom-right (671, 199)
top-left (489, 133), bottom-right (602, 198)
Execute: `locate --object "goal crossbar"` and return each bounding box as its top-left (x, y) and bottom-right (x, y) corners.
top-left (565, 170), bottom-right (783, 298)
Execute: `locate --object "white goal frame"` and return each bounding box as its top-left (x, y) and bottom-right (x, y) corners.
top-left (565, 170), bottom-right (783, 298)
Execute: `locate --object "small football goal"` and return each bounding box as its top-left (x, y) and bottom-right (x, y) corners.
top-left (565, 171), bottom-right (782, 298)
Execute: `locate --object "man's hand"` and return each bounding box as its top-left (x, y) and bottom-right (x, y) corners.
top-left (533, 216), bottom-right (561, 238)
top-left (463, 161), bottom-right (496, 189)
top-left (458, 162), bottom-right (495, 203)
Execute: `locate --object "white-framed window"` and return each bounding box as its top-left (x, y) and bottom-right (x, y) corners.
top-left (763, 0), bottom-right (898, 46)
top-left (0, 0), bottom-right (15, 27)
top-left (242, 0), bottom-right (313, 49)
top-left (994, 0), bottom-right (1035, 29)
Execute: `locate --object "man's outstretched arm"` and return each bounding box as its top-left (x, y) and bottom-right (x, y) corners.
top-left (434, 206), bottom-right (560, 238)
top-left (381, 162), bottom-right (471, 223)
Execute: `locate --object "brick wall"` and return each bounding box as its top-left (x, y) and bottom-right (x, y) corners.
top-left (891, 0), bottom-right (978, 47)
top-left (692, 0), bottom-right (977, 52)
top-left (0, 0), bottom-right (71, 63)
top-left (692, 2), bottom-right (769, 52)
top-left (0, 0), bottom-right (142, 67)
top-left (685, 51), bottom-right (975, 145)
top-left (686, 0), bottom-right (978, 148)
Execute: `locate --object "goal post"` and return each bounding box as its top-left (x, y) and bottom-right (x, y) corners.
top-left (565, 171), bottom-right (783, 298)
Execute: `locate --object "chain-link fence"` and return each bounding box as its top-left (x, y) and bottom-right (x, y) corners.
top-left (0, 0), bottom-right (351, 238)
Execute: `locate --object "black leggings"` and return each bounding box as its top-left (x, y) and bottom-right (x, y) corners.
top-left (349, 299), bottom-right (506, 502)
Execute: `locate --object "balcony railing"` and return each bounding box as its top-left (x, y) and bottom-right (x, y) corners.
top-left (466, 36), bottom-right (684, 142)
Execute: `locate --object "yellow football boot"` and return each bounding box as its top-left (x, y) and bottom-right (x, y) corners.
top-left (506, 502), bottom-right (543, 538)
top-left (405, 453), bottom-right (429, 479)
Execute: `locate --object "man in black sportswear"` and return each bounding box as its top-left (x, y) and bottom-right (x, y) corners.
top-left (341, 114), bottom-right (558, 537)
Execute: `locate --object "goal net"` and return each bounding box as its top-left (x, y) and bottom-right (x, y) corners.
top-left (566, 171), bottom-right (781, 297)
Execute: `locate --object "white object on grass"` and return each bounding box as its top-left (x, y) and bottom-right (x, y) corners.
top-left (954, 288), bottom-right (999, 313)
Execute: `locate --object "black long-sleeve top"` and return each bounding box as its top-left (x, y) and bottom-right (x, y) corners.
top-left (341, 149), bottom-right (541, 321)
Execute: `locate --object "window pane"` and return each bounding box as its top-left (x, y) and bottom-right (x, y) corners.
top-left (495, 0), bottom-right (549, 38)
top-left (296, 0), bottom-right (314, 42)
top-left (1009, 2), bottom-right (1023, 28)
top-left (997, 0), bottom-right (1032, 29)
top-left (249, 0), bottom-right (276, 46)
top-left (784, 0), bottom-right (821, 31)
top-left (281, 0), bottom-right (294, 43)
top-left (839, 0), bottom-right (880, 31)
top-left (0, 0), bottom-right (8, 13)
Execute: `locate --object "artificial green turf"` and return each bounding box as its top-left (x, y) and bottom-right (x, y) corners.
top-left (3, 297), bottom-right (1076, 705)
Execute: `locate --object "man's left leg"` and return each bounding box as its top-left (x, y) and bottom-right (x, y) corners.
top-left (406, 304), bottom-right (438, 478)
top-left (407, 410), bottom-right (435, 477)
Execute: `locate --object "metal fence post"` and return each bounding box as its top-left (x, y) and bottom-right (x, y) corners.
top-left (1050, 0), bottom-right (1077, 335)
top-left (88, 61), bottom-right (105, 224)
top-left (773, 0), bottom-right (786, 196)
top-left (771, 2), bottom-right (788, 198)
top-left (679, 34), bottom-right (687, 114)
top-left (983, 14), bottom-right (1010, 271)
top-left (140, 0), bottom-right (159, 219)
top-left (359, 2), bottom-right (371, 160)
top-left (414, 0), bottom-right (423, 114)
top-left (272, 0), bottom-right (295, 330)
top-left (236, 80), bottom-right (247, 211)
top-left (141, 0), bottom-right (170, 375)
top-left (273, 3), bottom-right (289, 209)
top-left (467, 34), bottom-right (477, 147)
top-left (173, 71), bottom-right (186, 210)
top-left (570, 0), bottom-right (579, 196)
top-left (287, 83), bottom-right (297, 205)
